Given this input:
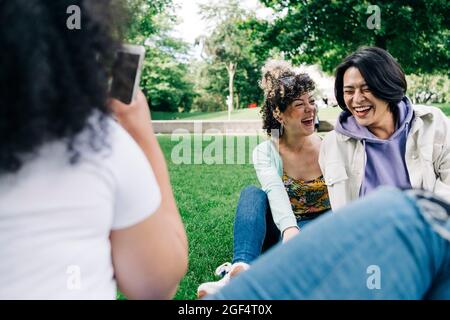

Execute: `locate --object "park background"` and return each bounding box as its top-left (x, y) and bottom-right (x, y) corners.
top-left (120, 0), bottom-right (449, 299)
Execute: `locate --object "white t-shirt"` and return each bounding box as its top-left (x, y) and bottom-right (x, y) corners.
top-left (0, 115), bottom-right (161, 299)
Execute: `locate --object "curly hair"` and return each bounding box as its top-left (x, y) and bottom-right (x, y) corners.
top-left (0, 0), bottom-right (128, 174)
top-left (259, 60), bottom-right (316, 136)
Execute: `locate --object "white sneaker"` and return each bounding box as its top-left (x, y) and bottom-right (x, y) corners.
top-left (197, 262), bottom-right (250, 298)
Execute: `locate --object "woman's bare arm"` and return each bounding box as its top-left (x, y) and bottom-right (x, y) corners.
top-left (109, 90), bottom-right (188, 299)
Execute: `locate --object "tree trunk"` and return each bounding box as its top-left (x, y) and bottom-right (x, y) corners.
top-left (226, 62), bottom-right (237, 115)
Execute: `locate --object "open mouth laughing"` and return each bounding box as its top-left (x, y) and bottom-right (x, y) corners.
top-left (353, 105), bottom-right (373, 117)
top-left (301, 117), bottom-right (314, 127)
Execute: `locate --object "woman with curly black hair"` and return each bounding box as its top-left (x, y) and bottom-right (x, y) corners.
top-left (197, 60), bottom-right (331, 298)
top-left (0, 0), bottom-right (187, 299)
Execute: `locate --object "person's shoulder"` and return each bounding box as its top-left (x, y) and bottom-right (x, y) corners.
top-left (255, 139), bottom-right (272, 150)
top-left (74, 111), bottom-right (133, 151)
top-left (106, 116), bottom-right (129, 140)
top-left (252, 138), bottom-right (281, 168)
top-left (88, 115), bottom-right (149, 170)
top-left (411, 104), bottom-right (450, 143)
top-left (412, 104), bottom-right (450, 135)
top-left (254, 138), bottom-right (277, 155)
top-left (320, 130), bottom-right (357, 161)
top-left (107, 117), bottom-right (141, 151)
top-left (321, 130), bottom-right (340, 144)
top-left (413, 104), bottom-right (447, 120)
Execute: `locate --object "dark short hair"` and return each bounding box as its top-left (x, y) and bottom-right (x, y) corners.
top-left (334, 47), bottom-right (407, 112)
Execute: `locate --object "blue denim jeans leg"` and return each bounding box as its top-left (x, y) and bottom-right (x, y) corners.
top-left (232, 186), bottom-right (318, 264)
top-left (209, 187), bottom-right (450, 299)
top-left (232, 186), bottom-right (274, 264)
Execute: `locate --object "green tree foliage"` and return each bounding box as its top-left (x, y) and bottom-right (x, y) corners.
top-left (199, 0), bottom-right (248, 112)
top-left (191, 60), bottom-right (228, 112)
top-left (260, 0), bottom-right (449, 74)
top-left (125, 0), bottom-right (196, 112)
top-left (407, 74), bottom-right (450, 104)
top-left (126, 0), bottom-right (173, 41)
top-left (195, 0), bottom-right (274, 111)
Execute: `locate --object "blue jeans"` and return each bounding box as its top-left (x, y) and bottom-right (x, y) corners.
top-left (209, 187), bottom-right (450, 299)
top-left (232, 186), bottom-right (325, 264)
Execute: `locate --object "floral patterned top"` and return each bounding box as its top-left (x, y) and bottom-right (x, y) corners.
top-left (282, 173), bottom-right (331, 220)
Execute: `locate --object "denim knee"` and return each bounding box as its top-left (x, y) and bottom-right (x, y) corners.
top-left (236, 186), bottom-right (269, 220)
top-left (239, 185), bottom-right (267, 202)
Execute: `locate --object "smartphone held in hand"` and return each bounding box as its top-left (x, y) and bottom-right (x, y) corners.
top-left (110, 44), bottom-right (145, 104)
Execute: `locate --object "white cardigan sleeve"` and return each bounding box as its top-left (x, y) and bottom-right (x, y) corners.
top-left (252, 141), bottom-right (298, 233)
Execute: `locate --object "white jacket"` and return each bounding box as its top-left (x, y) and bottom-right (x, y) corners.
top-left (319, 104), bottom-right (450, 210)
top-left (252, 140), bottom-right (298, 233)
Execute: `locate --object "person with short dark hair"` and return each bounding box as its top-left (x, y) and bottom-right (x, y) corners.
top-left (320, 47), bottom-right (450, 209)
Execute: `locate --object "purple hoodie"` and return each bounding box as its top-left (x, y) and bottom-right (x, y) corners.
top-left (335, 97), bottom-right (414, 196)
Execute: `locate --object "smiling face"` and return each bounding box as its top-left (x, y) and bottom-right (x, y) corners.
top-left (343, 67), bottom-right (393, 129)
top-left (277, 92), bottom-right (316, 137)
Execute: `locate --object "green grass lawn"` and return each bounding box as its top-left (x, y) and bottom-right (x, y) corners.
top-left (152, 106), bottom-right (342, 123)
top-left (151, 108), bottom-right (263, 120)
top-left (118, 135), bottom-right (261, 300)
top-left (152, 103), bottom-right (449, 122)
top-left (164, 135), bottom-right (261, 300)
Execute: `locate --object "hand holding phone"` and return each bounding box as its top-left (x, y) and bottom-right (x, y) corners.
top-left (109, 88), bottom-right (153, 138)
top-left (110, 44), bottom-right (145, 104)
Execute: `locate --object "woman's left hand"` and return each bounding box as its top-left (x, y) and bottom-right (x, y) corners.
top-left (282, 227), bottom-right (300, 243)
